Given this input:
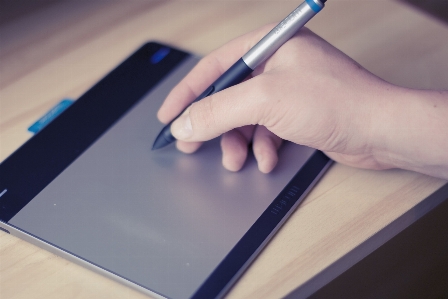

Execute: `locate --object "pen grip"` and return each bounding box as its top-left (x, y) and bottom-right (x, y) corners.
top-left (192, 58), bottom-right (253, 104)
top-left (155, 58), bottom-right (253, 149)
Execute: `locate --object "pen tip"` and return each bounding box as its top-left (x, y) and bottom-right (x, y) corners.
top-left (152, 124), bottom-right (176, 150)
top-left (151, 138), bottom-right (165, 150)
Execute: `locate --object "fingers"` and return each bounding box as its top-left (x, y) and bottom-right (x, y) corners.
top-left (253, 126), bottom-right (283, 173)
top-left (157, 24), bottom-right (275, 124)
top-left (170, 75), bottom-right (267, 143)
top-left (220, 125), bottom-right (282, 173)
top-left (221, 126), bottom-right (255, 172)
top-left (176, 140), bottom-right (202, 154)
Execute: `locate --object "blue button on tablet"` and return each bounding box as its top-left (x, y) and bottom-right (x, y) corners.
top-left (150, 47), bottom-right (171, 64)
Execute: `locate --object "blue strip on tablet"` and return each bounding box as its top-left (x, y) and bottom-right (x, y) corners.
top-left (28, 99), bottom-right (74, 134)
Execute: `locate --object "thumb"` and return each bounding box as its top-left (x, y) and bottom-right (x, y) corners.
top-left (170, 78), bottom-right (263, 142)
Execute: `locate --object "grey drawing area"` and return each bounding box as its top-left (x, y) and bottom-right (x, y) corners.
top-left (9, 56), bottom-right (315, 298)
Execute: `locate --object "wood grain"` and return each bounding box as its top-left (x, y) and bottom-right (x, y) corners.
top-left (0, 1), bottom-right (447, 298)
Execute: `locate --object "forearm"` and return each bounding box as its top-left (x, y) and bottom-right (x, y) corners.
top-left (373, 87), bottom-right (448, 179)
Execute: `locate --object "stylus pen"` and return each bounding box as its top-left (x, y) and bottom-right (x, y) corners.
top-left (152, 0), bottom-right (326, 150)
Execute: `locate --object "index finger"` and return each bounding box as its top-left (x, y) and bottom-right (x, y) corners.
top-left (157, 24), bottom-right (275, 124)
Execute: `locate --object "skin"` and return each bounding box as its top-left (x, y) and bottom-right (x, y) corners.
top-left (157, 25), bottom-right (448, 180)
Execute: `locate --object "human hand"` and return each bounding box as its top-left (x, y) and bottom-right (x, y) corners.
top-left (157, 25), bottom-right (448, 178)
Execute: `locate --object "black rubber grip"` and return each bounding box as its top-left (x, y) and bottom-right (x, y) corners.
top-left (209, 58), bottom-right (253, 94)
top-left (191, 58), bottom-right (252, 104)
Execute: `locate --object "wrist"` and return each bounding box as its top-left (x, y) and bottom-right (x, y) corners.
top-left (372, 86), bottom-right (448, 179)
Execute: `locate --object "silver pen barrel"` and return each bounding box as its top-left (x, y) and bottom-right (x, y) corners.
top-left (242, 0), bottom-right (323, 70)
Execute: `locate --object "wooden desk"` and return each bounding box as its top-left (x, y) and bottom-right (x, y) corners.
top-left (1, 1), bottom-right (447, 298)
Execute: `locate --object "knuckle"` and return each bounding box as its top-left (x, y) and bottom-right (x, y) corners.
top-left (250, 76), bottom-right (280, 126)
top-left (190, 97), bottom-right (218, 130)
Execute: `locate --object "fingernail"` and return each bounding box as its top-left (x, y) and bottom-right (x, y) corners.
top-left (257, 153), bottom-right (266, 172)
top-left (172, 110), bottom-right (193, 140)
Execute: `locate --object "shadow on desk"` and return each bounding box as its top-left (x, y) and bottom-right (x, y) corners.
top-left (307, 189), bottom-right (448, 299)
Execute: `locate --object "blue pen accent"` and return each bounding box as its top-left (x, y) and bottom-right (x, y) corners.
top-left (305, 0), bottom-right (324, 13)
top-left (150, 47), bottom-right (171, 64)
top-left (28, 99), bottom-right (74, 134)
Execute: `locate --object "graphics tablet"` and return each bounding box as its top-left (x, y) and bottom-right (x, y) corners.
top-left (0, 42), bottom-right (332, 299)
